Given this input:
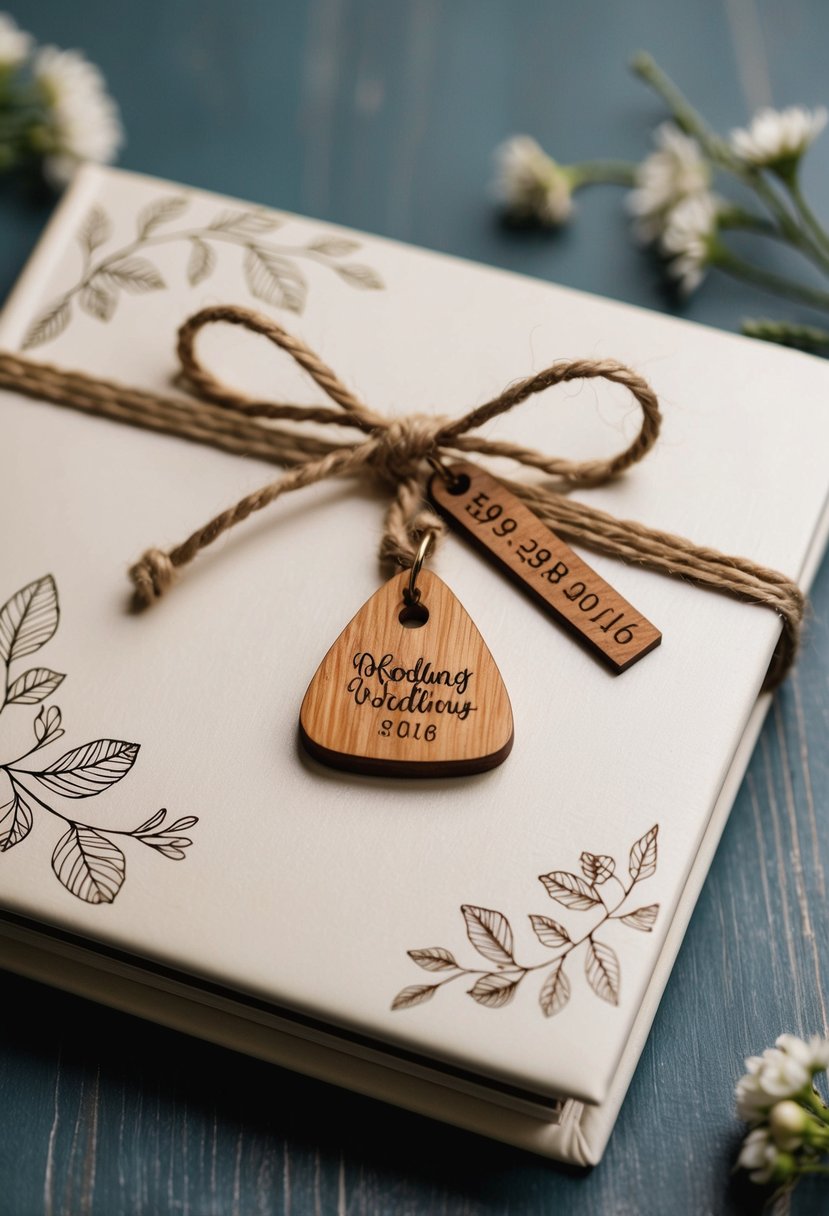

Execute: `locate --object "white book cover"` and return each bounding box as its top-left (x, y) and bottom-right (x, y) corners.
top-left (1, 165), bottom-right (828, 1165)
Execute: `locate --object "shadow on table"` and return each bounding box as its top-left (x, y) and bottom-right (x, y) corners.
top-left (0, 969), bottom-right (782, 1216)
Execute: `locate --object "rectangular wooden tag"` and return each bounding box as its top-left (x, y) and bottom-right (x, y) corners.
top-left (429, 461), bottom-right (661, 673)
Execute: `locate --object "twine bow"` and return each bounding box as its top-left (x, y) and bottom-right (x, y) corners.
top-left (0, 303), bottom-right (804, 688)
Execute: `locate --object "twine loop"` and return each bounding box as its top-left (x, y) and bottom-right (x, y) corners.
top-left (0, 303), bottom-right (805, 688)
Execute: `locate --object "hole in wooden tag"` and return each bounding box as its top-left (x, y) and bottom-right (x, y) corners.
top-left (399, 602), bottom-right (429, 628)
top-left (445, 472), bottom-right (471, 496)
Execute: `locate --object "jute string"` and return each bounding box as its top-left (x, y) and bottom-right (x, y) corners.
top-left (0, 303), bottom-right (804, 688)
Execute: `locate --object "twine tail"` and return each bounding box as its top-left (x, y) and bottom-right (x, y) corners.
top-left (129, 444), bottom-right (373, 607)
top-left (378, 476), bottom-right (446, 568)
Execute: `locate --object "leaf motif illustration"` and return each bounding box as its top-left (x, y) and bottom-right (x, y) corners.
top-left (539, 957), bottom-right (570, 1017)
top-left (528, 914), bottom-right (571, 949)
top-left (209, 209), bottom-right (280, 236)
top-left (307, 236), bottom-right (361, 257)
top-left (0, 575), bottom-right (59, 664)
top-left (407, 947), bottom-right (459, 973)
top-left (244, 247), bottom-right (306, 312)
top-left (102, 257), bottom-right (165, 293)
top-left (629, 825), bottom-right (659, 884)
top-left (22, 300), bottom-right (72, 350)
top-left (34, 738), bottom-right (139, 798)
top-left (140, 834), bottom-right (194, 860)
top-left (468, 973), bottom-right (519, 1009)
top-left (585, 939), bottom-right (620, 1005)
top-left (34, 705), bottom-right (63, 746)
top-left (580, 852), bottom-right (615, 885)
top-left (6, 666), bottom-right (65, 705)
top-left (137, 194), bottom-right (189, 238)
top-left (78, 205), bottom-right (111, 255)
top-left (51, 824), bottom-right (125, 904)
top-left (391, 983), bottom-right (437, 1011)
top-left (619, 903), bottom-right (660, 932)
top-left (461, 904), bottom-right (515, 965)
top-left (166, 815), bottom-right (198, 832)
top-left (80, 281), bottom-right (117, 322)
top-left (0, 790), bottom-right (33, 852)
top-left (134, 807), bottom-right (166, 834)
top-left (334, 263), bottom-right (384, 290)
top-left (187, 237), bottom-right (216, 286)
top-left (538, 870), bottom-right (601, 911)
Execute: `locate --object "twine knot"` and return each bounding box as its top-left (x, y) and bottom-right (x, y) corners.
top-left (130, 548), bottom-right (175, 605)
top-left (369, 413), bottom-right (447, 484)
top-left (0, 302), bottom-right (805, 687)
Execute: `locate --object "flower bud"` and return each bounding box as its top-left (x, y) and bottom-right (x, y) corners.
top-left (769, 1099), bottom-right (809, 1150)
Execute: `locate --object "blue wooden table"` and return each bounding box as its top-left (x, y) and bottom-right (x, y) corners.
top-left (3, 2), bottom-right (829, 1212)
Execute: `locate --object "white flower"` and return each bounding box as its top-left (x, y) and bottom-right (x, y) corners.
top-left (32, 46), bottom-right (123, 186)
top-left (627, 123), bottom-right (711, 242)
top-left (737, 1127), bottom-right (780, 1184)
top-left (0, 12), bottom-right (32, 68)
top-left (660, 192), bottom-right (720, 294)
top-left (736, 1070), bottom-right (773, 1124)
top-left (735, 1034), bottom-right (829, 1123)
top-left (750, 1047), bottom-right (813, 1100)
top-left (774, 1033), bottom-right (829, 1074)
top-left (730, 105), bottom-right (828, 170)
top-left (493, 135), bottom-right (574, 226)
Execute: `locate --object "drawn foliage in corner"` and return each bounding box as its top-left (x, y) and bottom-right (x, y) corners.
top-left (392, 828), bottom-right (660, 1018)
top-left (0, 575), bottom-right (197, 903)
top-left (23, 195), bottom-right (386, 349)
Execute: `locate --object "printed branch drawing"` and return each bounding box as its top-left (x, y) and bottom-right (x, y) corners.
top-left (392, 826), bottom-right (660, 1017)
top-left (0, 575), bottom-right (197, 903)
top-left (23, 194), bottom-right (385, 349)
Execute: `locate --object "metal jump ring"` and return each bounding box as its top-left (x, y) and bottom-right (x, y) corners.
top-left (404, 532), bottom-right (435, 606)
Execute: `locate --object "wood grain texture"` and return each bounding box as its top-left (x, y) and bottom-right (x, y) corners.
top-left (430, 462), bottom-right (661, 672)
top-left (2, 0), bottom-right (829, 1213)
top-left (300, 570), bottom-right (513, 776)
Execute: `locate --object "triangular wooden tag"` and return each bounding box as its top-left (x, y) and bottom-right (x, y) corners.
top-left (299, 570), bottom-right (514, 777)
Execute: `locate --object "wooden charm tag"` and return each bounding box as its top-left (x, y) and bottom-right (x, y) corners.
top-left (299, 569), bottom-right (514, 777)
top-left (430, 461), bottom-right (661, 673)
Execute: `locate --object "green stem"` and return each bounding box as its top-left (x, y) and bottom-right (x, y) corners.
top-left (630, 52), bottom-right (734, 166)
top-left (714, 246), bottom-right (829, 311)
top-left (720, 206), bottom-right (829, 277)
top-left (718, 207), bottom-right (783, 238)
top-left (786, 174), bottom-right (829, 261)
top-left (802, 1088), bottom-right (829, 1125)
top-left (570, 159), bottom-right (636, 188)
top-left (741, 318), bottom-right (829, 352)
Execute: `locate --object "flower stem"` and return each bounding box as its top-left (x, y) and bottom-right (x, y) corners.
top-left (719, 207), bottom-right (783, 238)
top-left (714, 247), bottom-right (829, 312)
top-left (741, 318), bottom-right (829, 353)
top-left (786, 173), bottom-right (829, 262)
top-left (630, 52), bottom-right (733, 166)
top-left (571, 160), bottom-right (636, 188)
top-left (802, 1087), bottom-right (829, 1125)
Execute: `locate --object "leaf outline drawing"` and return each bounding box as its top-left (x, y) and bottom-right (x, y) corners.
top-left (0, 575), bottom-right (197, 903)
top-left (392, 826), bottom-right (660, 1018)
top-left (23, 195), bottom-right (385, 350)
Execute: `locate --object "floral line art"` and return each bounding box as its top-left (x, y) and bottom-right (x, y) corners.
top-left (0, 574), bottom-right (196, 903)
top-left (23, 194), bottom-right (385, 349)
top-left (392, 825), bottom-right (660, 1018)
